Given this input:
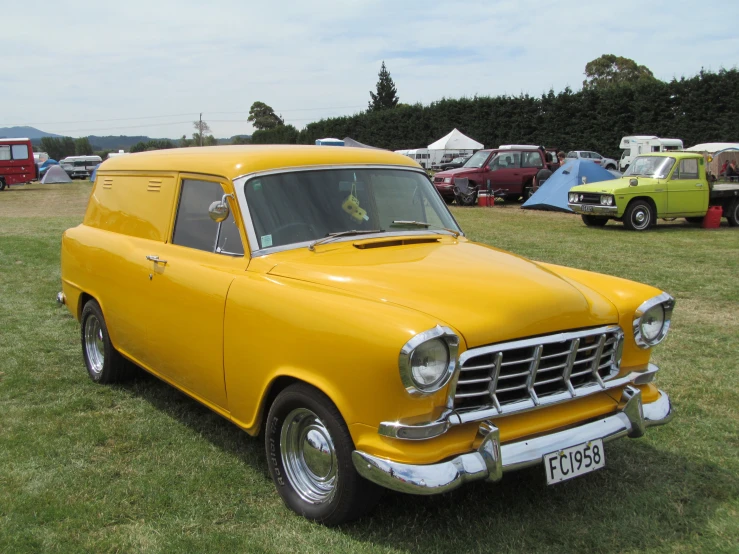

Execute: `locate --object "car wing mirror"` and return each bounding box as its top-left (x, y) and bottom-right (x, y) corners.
top-left (209, 193), bottom-right (235, 222)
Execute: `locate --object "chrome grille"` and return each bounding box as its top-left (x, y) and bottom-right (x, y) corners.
top-left (576, 193), bottom-right (603, 205)
top-left (454, 326), bottom-right (623, 414)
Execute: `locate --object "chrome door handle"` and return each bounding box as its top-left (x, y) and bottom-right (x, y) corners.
top-left (146, 255), bottom-right (167, 264)
top-left (695, 183), bottom-right (703, 187)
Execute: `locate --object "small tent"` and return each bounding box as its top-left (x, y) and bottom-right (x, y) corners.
top-left (38, 158), bottom-right (59, 177)
top-left (343, 137), bottom-right (384, 150)
top-left (41, 164), bottom-right (72, 184)
top-left (522, 160), bottom-right (615, 212)
top-left (428, 129), bottom-right (483, 150)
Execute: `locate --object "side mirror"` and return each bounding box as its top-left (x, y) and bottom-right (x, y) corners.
top-left (629, 178), bottom-right (638, 187)
top-left (209, 193), bottom-right (234, 222)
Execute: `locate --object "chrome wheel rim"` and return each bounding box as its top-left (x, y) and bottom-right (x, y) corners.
top-left (84, 314), bottom-right (105, 375)
top-left (633, 207), bottom-right (650, 229)
top-left (280, 408), bottom-right (338, 504)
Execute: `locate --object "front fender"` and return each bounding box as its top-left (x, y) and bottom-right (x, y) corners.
top-left (223, 272), bottom-right (461, 438)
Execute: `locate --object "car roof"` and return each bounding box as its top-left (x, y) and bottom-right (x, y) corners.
top-left (635, 152), bottom-right (697, 158)
top-left (99, 145), bottom-right (419, 179)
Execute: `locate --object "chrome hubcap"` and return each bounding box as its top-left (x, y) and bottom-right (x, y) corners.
top-left (84, 315), bottom-right (105, 374)
top-left (635, 211), bottom-right (646, 223)
top-left (280, 408), bottom-right (338, 504)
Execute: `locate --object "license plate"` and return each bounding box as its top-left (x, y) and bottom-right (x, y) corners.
top-left (544, 439), bottom-right (605, 484)
top-left (581, 204), bottom-right (594, 212)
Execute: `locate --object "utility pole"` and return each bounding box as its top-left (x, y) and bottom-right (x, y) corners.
top-left (199, 113), bottom-right (203, 147)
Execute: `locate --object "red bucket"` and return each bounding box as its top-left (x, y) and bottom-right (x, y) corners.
top-left (701, 206), bottom-right (722, 229)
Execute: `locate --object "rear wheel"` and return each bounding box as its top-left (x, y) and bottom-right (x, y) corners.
top-left (605, 164), bottom-right (617, 170)
top-left (623, 200), bottom-right (655, 231)
top-left (581, 215), bottom-right (608, 227)
top-left (0, 179), bottom-right (6, 191)
top-left (726, 199), bottom-right (739, 227)
top-left (80, 300), bottom-right (135, 383)
top-left (265, 383), bottom-right (381, 525)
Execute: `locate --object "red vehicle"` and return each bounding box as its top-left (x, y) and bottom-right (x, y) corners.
top-left (0, 138), bottom-right (37, 191)
top-left (433, 146), bottom-right (557, 204)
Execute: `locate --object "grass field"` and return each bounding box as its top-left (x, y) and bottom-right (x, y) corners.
top-left (1, 182), bottom-right (737, 553)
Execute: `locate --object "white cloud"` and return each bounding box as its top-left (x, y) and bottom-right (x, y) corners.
top-left (2, 0), bottom-right (736, 138)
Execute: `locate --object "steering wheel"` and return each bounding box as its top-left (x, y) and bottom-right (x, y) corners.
top-left (271, 222), bottom-right (317, 242)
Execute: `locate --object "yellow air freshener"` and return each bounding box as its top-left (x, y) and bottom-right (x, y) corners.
top-left (342, 182), bottom-right (369, 223)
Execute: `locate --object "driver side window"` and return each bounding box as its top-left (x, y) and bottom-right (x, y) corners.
top-left (172, 179), bottom-right (244, 255)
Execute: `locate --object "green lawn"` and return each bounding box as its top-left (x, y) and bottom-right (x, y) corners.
top-left (1, 182), bottom-right (737, 553)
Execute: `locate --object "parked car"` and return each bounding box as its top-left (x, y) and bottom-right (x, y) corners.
top-left (433, 146), bottom-right (558, 204)
top-left (569, 152), bottom-right (739, 230)
top-left (59, 155), bottom-right (103, 179)
top-left (566, 151), bottom-right (619, 170)
top-left (437, 155), bottom-right (471, 171)
top-left (0, 137), bottom-right (37, 190)
top-left (60, 145), bottom-right (674, 525)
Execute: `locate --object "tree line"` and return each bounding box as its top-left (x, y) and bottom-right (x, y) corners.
top-left (252, 66), bottom-right (739, 158)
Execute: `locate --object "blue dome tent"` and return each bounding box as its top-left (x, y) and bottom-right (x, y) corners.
top-left (522, 160), bottom-right (616, 212)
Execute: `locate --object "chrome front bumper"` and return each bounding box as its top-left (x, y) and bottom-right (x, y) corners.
top-left (569, 204), bottom-right (618, 215)
top-left (353, 386), bottom-right (671, 495)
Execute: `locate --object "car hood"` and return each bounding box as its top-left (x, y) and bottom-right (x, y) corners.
top-left (434, 167), bottom-right (482, 178)
top-left (263, 238), bottom-right (618, 348)
top-left (570, 176), bottom-right (665, 194)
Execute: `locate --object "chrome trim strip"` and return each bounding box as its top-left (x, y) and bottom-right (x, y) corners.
top-left (568, 204), bottom-right (619, 215)
top-left (633, 292), bottom-right (675, 349)
top-left (354, 389), bottom-right (672, 495)
top-left (378, 363), bottom-right (661, 439)
top-left (232, 164), bottom-right (463, 257)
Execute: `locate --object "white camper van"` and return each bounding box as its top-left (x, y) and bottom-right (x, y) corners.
top-left (59, 155), bottom-right (103, 179)
top-left (619, 136), bottom-right (683, 170)
top-left (395, 148), bottom-right (470, 169)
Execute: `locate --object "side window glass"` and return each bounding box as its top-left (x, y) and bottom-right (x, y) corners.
top-left (0, 146), bottom-right (10, 161)
top-left (521, 152), bottom-right (543, 168)
top-left (11, 144), bottom-right (29, 160)
top-left (676, 159), bottom-right (699, 180)
top-left (173, 179), bottom-right (244, 255)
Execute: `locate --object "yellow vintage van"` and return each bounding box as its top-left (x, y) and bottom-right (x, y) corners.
top-left (59, 145), bottom-right (673, 524)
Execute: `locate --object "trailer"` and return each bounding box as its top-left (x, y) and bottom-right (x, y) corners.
top-left (618, 136), bottom-right (683, 171)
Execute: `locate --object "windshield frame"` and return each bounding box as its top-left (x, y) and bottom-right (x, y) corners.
top-left (233, 165), bottom-right (465, 257)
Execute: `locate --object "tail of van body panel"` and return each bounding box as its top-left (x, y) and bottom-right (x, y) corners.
top-left (0, 138), bottom-right (36, 188)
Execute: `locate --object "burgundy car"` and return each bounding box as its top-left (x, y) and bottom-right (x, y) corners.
top-left (433, 147), bottom-right (557, 204)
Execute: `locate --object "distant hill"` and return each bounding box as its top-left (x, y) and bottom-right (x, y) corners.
top-left (0, 126), bottom-right (62, 139)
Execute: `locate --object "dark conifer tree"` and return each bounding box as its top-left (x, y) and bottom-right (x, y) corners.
top-left (368, 61), bottom-right (399, 111)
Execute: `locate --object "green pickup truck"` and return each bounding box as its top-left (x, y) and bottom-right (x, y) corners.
top-left (568, 152), bottom-right (739, 230)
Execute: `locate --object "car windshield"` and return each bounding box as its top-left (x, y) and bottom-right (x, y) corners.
top-left (462, 151), bottom-right (489, 168)
top-left (623, 156), bottom-right (675, 178)
top-left (244, 168), bottom-right (461, 250)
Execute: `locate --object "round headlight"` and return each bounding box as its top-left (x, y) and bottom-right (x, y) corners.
top-left (601, 195), bottom-right (611, 205)
top-left (633, 293), bottom-right (674, 349)
top-left (640, 304), bottom-right (665, 341)
top-left (410, 339), bottom-right (449, 388)
top-left (399, 326), bottom-right (459, 395)
top-left (569, 193), bottom-right (577, 203)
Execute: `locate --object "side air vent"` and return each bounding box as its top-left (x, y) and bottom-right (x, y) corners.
top-left (147, 179), bottom-right (162, 192)
top-left (101, 178), bottom-right (113, 190)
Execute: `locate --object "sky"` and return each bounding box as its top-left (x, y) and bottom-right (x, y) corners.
top-left (2, 0), bottom-right (737, 139)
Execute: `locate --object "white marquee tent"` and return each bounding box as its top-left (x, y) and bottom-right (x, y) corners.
top-left (428, 128), bottom-right (484, 150)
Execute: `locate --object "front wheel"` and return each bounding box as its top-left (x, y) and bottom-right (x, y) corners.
top-left (581, 215), bottom-right (608, 227)
top-left (265, 383), bottom-right (381, 525)
top-left (623, 200), bottom-right (655, 231)
top-left (726, 199), bottom-right (739, 227)
top-left (0, 179), bottom-right (6, 191)
top-left (456, 192), bottom-right (478, 206)
top-left (80, 300), bottom-right (135, 383)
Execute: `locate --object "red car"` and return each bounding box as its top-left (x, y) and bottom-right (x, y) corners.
top-left (433, 146), bottom-right (557, 204)
top-left (0, 138), bottom-right (37, 190)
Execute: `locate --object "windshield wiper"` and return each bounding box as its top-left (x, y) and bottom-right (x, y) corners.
top-left (390, 220), bottom-right (461, 238)
top-left (309, 229), bottom-right (385, 251)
